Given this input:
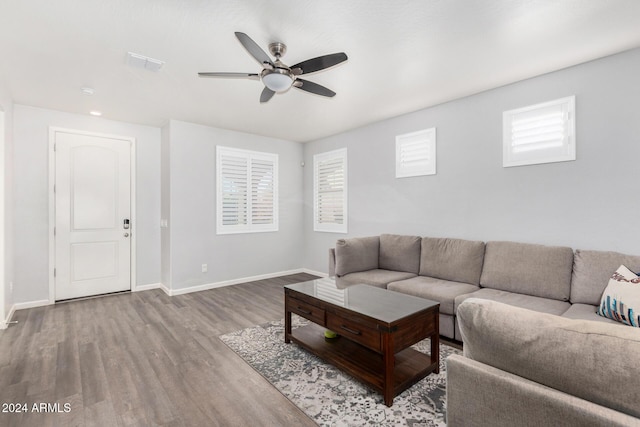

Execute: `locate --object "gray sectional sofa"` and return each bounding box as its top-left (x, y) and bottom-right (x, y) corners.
top-left (329, 234), bottom-right (640, 425)
top-left (328, 234), bottom-right (640, 340)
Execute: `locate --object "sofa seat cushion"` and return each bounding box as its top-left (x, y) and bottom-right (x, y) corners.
top-left (379, 234), bottom-right (421, 274)
top-left (338, 269), bottom-right (417, 288)
top-left (480, 241), bottom-right (573, 301)
top-left (388, 276), bottom-right (479, 315)
top-left (571, 249), bottom-right (640, 306)
top-left (457, 298), bottom-right (640, 419)
top-left (419, 237), bottom-right (485, 285)
top-left (561, 303), bottom-right (620, 325)
top-left (455, 288), bottom-right (570, 316)
top-left (334, 236), bottom-right (380, 276)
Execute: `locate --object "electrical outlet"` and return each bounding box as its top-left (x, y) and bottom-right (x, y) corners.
top-left (201, 264), bottom-right (207, 273)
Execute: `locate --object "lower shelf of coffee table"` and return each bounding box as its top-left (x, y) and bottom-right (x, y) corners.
top-left (287, 322), bottom-right (436, 396)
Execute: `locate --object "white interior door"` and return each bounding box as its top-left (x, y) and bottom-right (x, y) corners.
top-left (55, 131), bottom-right (132, 300)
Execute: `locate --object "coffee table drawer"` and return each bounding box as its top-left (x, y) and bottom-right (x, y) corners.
top-left (327, 313), bottom-right (381, 352)
top-left (288, 298), bottom-right (325, 325)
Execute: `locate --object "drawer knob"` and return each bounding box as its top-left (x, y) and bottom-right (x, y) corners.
top-left (340, 325), bottom-right (362, 336)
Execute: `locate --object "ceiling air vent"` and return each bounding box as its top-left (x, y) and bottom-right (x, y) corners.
top-left (126, 52), bottom-right (164, 72)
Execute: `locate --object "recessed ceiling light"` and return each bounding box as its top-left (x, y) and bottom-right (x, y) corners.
top-left (81, 87), bottom-right (95, 95)
top-left (89, 111), bottom-right (102, 116)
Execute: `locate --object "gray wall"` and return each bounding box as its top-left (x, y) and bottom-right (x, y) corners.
top-left (160, 123), bottom-right (171, 288)
top-left (12, 105), bottom-right (161, 303)
top-left (0, 87), bottom-right (13, 319)
top-left (7, 48), bottom-right (640, 304)
top-left (303, 48), bottom-right (640, 273)
top-left (166, 120), bottom-right (304, 290)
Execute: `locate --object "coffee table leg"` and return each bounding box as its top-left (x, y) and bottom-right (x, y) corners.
top-left (431, 328), bottom-right (440, 374)
top-left (284, 302), bottom-right (291, 344)
top-left (382, 333), bottom-right (395, 406)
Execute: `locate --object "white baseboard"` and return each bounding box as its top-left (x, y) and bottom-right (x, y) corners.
top-left (1, 299), bottom-right (50, 329)
top-left (133, 282), bottom-right (162, 292)
top-left (167, 268), bottom-right (326, 297)
top-left (300, 268), bottom-right (327, 278)
top-left (14, 299), bottom-right (51, 310)
top-left (0, 270), bottom-right (328, 322)
top-left (1, 304), bottom-right (16, 330)
top-left (130, 282), bottom-right (171, 297)
top-left (158, 283), bottom-right (171, 296)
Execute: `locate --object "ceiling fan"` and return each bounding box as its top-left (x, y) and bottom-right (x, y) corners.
top-left (198, 32), bottom-right (348, 103)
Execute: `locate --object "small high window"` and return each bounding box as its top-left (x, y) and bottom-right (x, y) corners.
top-left (503, 96), bottom-right (576, 167)
top-left (396, 128), bottom-right (436, 178)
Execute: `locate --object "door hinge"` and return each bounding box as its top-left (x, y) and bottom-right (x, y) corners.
top-left (53, 143), bottom-right (56, 152)
top-left (54, 268), bottom-right (56, 277)
top-left (53, 227), bottom-right (56, 236)
top-left (53, 184), bottom-right (55, 193)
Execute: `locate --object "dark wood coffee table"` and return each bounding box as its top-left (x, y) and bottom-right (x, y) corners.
top-left (284, 278), bottom-right (440, 406)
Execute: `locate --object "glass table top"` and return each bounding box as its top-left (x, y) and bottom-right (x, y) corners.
top-left (285, 277), bottom-right (438, 323)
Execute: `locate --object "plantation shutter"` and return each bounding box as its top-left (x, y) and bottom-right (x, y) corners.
top-left (217, 146), bottom-right (278, 234)
top-left (251, 157), bottom-right (275, 225)
top-left (317, 157), bottom-right (344, 224)
top-left (503, 96), bottom-right (575, 167)
top-left (220, 152), bottom-right (248, 227)
top-left (314, 148), bottom-right (347, 233)
top-left (395, 128), bottom-right (436, 177)
top-left (510, 105), bottom-right (568, 153)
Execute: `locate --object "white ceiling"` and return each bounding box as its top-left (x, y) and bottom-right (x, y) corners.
top-left (1, 0), bottom-right (639, 142)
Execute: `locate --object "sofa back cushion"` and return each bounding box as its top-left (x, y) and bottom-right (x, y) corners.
top-left (419, 237), bottom-right (485, 285)
top-left (379, 234), bottom-right (421, 274)
top-left (457, 298), bottom-right (640, 418)
top-left (334, 236), bottom-right (380, 277)
top-left (571, 249), bottom-right (640, 305)
top-left (480, 241), bottom-right (573, 301)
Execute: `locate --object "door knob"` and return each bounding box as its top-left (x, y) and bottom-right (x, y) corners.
top-left (124, 233), bottom-right (129, 237)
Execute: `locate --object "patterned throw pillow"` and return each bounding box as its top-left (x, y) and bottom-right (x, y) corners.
top-left (598, 265), bottom-right (640, 327)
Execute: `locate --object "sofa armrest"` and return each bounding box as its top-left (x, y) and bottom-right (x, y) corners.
top-left (334, 236), bottom-right (380, 276)
top-left (446, 355), bottom-right (640, 427)
top-left (328, 248), bottom-right (336, 278)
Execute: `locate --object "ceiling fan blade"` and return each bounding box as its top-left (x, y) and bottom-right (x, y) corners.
top-left (198, 72), bottom-right (259, 80)
top-left (291, 52), bottom-right (348, 75)
top-left (293, 79), bottom-right (336, 97)
top-left (235, 32), bottom-right (273, 66)
top-left (260, 87), bottom-right (276, 103)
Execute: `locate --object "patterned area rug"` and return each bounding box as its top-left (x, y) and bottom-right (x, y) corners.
top-left (219, 317), bottom-right (462, 426)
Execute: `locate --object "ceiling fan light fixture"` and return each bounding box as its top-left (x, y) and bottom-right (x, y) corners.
top-left (198, 32), bottom-right (348, 102)
top-left (262, 72), bottom-right (293, 93)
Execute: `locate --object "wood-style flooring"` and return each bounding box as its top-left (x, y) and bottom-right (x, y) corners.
top-left (0, 273), bottom-right (320, 427)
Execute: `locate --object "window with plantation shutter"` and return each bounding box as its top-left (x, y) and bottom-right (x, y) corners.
top-left (216, 146), bottom-right (278, 234)
top-left (396, 128), bottom-right (436, 178)
top-left (314, 148), bottom-right (347, 233)
top-left (503, 96), bottom-right (575, 167)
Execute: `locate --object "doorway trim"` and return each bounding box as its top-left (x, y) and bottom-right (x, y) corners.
top-left (0, 110), bottom-right (5, 326)
top-left (48, 127), bottom-right (137, 304)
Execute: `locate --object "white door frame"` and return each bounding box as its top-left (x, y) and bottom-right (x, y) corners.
top-left (0, 110), bottom-right (5, 326)
top-left (48, 127), bottom-right (137, 304)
